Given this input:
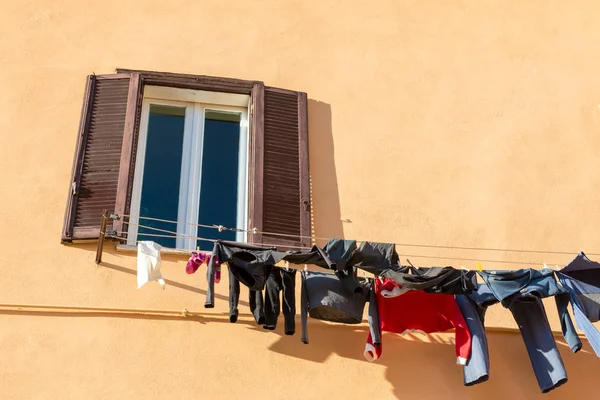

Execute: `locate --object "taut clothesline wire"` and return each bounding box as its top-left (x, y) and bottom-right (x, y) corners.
top-left (109, 222), bottom-right (309, 250)
top-left (111, 223), bottom-right (570, 267)
top-left (109, 231), bottom-right (308, 250)
top-left (93, 212), bottom-right (590, 266)
top-left (119, 214), bottom-right (600, 257)
top-left (115, 231), bottom-right (559, 266)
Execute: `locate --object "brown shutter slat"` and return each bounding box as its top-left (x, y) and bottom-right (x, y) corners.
top-left (251, 86), bottom-right (310, 249)
top-left (113, 73), bottom-right (142, 236)
top-left (249, 83), bottom-right (265, 245)
top-left (62, 74), bottom-right (131, 242)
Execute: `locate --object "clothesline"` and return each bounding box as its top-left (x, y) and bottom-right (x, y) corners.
top-left (110, 224), bottom-right (568, 268)
top-left (94, 211), bottom-right (592, 270)
top-left (108, 223), bottom-right (309, 250)
top-left (108, 231), bottom-right (308, 250)
top-left (119, 214), bottom-right (600, 256)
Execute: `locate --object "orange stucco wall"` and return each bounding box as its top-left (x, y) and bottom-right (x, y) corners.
top-left (2, 0), bottom-right (600, 398)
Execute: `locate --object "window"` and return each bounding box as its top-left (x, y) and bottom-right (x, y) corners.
top-left (62, 70), bottom-right (311, 250)
top-left (129, 87), bottom-right (249, 250)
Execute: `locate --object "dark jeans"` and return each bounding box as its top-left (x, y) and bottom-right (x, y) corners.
top-left (263, 267), bottom-right (296, 335)
top-left (470, 283), bottom-right (568, 393)
top-left (229, 268), bottom-right (265, 325)
top-left (511, 298), bottom-right (568, 393)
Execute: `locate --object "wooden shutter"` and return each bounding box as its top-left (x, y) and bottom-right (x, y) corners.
top-left (250, 86), bottom-right (311, 249)
top-left (62, 74), bottom-right (139, 242)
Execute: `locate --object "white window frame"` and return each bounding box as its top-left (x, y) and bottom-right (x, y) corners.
top-left (127, 86), bottom-right (250, 250)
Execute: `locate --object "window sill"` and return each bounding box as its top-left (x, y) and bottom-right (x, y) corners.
top-left (115, 244), bottom-right (205, 258)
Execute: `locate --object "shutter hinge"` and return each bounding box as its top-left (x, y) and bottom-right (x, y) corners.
top-left (250, 104), bottom-right (254, 116)
top-left (302, 200), bottom-right (309, 211)
top-left (71, 181), bottom-right (77, 196)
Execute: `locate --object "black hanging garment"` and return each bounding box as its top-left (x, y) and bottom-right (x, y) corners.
top-left (347, 241), bottom-right (407, 276)
top-left (228, 267), bottom-right (266, 324)
top-left (300, 271), bottom-right (376, 344)
top-left (263, 267), bottom-right (297, 335)
top-left (205, 241), bottom-right (287, 326)
top-left (205, 240), bottom-right (284, 308)
top-left (347, 241), bottom-right (400, 272)
top-left (344, 241), bottom-right (476, 295)
top-left (384, 266), bottom-right (478, 295)
top-left (285, 238), bottom-right (363, 294)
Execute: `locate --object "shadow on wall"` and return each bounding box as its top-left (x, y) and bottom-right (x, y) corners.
top-left (260, 320), bottom-right (598, 400)
top-left (1, 293), bottom-right (597, 399)
top-left (99, 261), bottom-right (248, 307)
top-left (307, 100), bottom-right (345, 244)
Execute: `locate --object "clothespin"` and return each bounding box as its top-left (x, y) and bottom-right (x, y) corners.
top-left (477, 262), bottom-right (483, 272)
top-left (304, 264), bottom-right (308, 272)
top-left (543, 263), bottom-right (549, 270)
top-left (285, 261), bottom-right (290, 271)
top-left (406, 258), bottom-right (415, 268)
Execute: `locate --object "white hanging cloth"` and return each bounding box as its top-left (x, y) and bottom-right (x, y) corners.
top-left (137, 241), bottom-right (165, 289)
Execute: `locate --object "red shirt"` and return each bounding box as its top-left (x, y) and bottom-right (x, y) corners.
top-left (365, 278), bottom-right (471, 364)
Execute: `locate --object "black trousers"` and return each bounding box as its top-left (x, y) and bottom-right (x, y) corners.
top-left (229, 268), bottom-right (265, 325)
top-left (263, 267), bottom-right (296, 335)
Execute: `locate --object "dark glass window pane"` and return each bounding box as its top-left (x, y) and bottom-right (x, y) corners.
top-left (138, 104), bottom-right (186, 248)
top-left (197, 111), bottom-right (241, 250)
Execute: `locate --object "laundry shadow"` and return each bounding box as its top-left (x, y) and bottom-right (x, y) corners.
top-left (307, 100), bottom-right (345, 245)
top-left (0, 308), bottom-right (258, 325)
top-left (262, 317), bottom-right (599, 399)
top-left (99, 261), bottom-right (247, 306)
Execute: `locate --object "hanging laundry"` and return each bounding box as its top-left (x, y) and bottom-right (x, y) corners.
top-left (286, 239), bottom-right (362, 294)
top-left (282, 245), bottom-right (331, 266)
top-left (455, 295), bottom-right (490, 386)
top-left (187, 252), bottom-right (220, 284)
top-left (347, 241), bottom-right (405, 276)
top-left (364, 278), bottom-right (471, 365)
top-left (470, 281), bottom-right (569, 393)
top-left (263, 267), bottom-right (296, 335)
top-left (556, 252), bottom-right (600, 357)
top-left (137, 241), bottom-right (165, 289)
top-left (478, 268), bottom-right (581, 352)
top-left (321, 239), bottom-right (364, 294)
top-left (212, 263), bottom-right (221, 283)
top-left (186, 251), bottom-right (206, 274)
top-left (300, 271), bottom-right (373, 344)
top-left (557, 252), bottom-right (600, 288)
top-left (382, 265), bottom-right (477, 294)
top-left (204, 241), bottom-right (283, 308)
top-left (344, 241), bottom-right (477, 294)
top-left (229, 267), bottom-right (265, 324)
top-left (317, 238), bottom-right (357, 272)
top-left (214, 259), bottom-right (221, 284)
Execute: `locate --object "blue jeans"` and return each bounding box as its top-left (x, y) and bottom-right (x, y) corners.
top-left (456, 295), bottom-right (489, 386)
